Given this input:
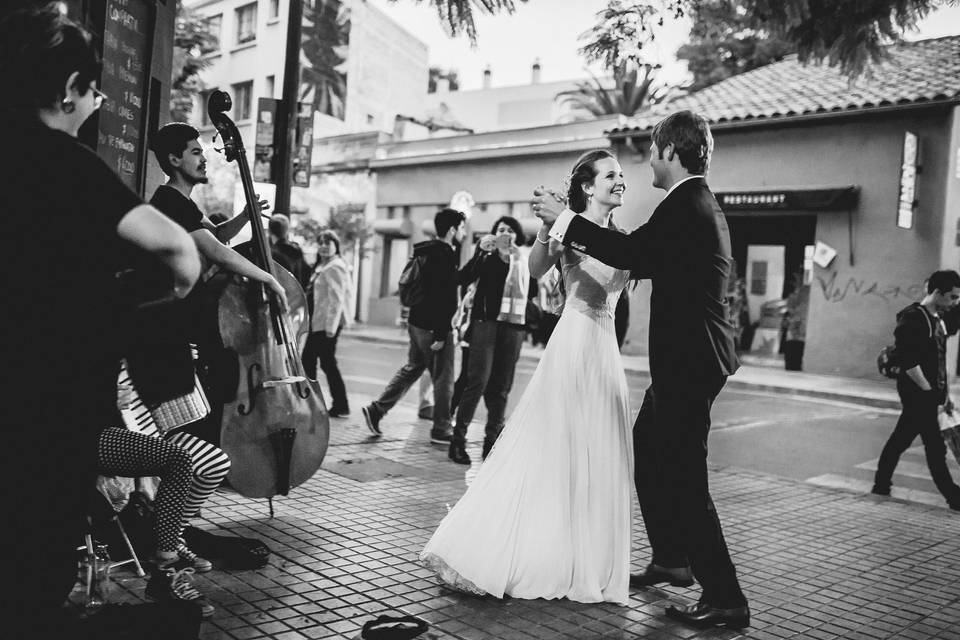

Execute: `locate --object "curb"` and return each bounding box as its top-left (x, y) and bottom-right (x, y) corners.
top-left (342, 331), bottom-right (901, 411)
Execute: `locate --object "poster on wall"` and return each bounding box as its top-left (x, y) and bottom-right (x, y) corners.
top-left (254, 98), bottom-right (278, 183)
top-left (292, 101), bottom-right (314, 187)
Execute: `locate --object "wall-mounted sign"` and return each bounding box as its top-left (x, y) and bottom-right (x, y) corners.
top-left (253, 98), bottom-right (277, 183)
top-left (897, 131), bottom-right (919, 229)
top-left (292, 102), bottom-right (314, 188)
top-left (716, 187), bottom-right (859, 212)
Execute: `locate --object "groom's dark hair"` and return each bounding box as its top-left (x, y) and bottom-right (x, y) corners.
top-left (652, 110), bottom-right (713, 175)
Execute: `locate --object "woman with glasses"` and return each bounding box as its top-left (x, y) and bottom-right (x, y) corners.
top-left (302, 229), bottom-right (352, 417)
top-left (0, 5), bottom-right (204, 634)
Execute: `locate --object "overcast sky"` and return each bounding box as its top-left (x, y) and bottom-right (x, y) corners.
top-left (367, 0), bottom-right (960, 90)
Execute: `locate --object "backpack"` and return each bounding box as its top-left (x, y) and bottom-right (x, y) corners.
top-left (398, 254), bottom-right (426, 308)
top-left (877, 306), bottom-right (934, 379)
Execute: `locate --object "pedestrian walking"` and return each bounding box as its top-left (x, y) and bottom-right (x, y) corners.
top-left (361, 208), bottom-right (470, 444)
top-left (302, 229), bottom-right (351, 417)
top-left (873, 269), bottom-right (960, 511)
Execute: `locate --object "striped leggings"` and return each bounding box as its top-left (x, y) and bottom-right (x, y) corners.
top-left (109, 361), bottom-right (232, 553)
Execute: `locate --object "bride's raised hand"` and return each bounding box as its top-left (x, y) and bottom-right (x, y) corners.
top-left (532, 186), bottom-right (565, 225)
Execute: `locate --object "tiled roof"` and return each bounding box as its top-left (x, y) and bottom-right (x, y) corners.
top-left (610, 35), bottom-right (960, 134)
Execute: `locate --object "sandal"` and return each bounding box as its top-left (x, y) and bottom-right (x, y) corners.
top-left (361, 614), bottom-right (429, 640)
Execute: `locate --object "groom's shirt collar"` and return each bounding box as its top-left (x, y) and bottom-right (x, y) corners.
top-left (663, 175), bottom-right (704, 201)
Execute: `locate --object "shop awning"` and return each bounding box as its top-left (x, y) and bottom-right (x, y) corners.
top-left (373, 218), bottom-right (413, 239)
top-left (716, 186), bottom-right (859, 212)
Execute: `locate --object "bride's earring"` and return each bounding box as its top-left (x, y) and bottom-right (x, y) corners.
top-left (61, 98), bottom-right (75, 114)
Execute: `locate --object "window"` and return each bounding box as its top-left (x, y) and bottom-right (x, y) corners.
top-left (201, 14), bottom-right (221, 54)
top-left (235, 3), bottom-right (257, 45)
top-left (232, 81), bottom-right (253, 120)
top-left (265, 75), bottom-right (275, 99)
top-left (269, 0), bottom-right (279, 18)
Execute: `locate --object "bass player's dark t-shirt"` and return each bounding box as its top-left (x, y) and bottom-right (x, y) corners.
top-left (150, 184), bottom-right (205, 233)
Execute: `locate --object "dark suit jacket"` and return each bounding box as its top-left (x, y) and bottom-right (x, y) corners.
top-left (563, 177), bottom-right (739, 383)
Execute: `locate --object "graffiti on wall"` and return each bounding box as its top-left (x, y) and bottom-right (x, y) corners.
top-left (816, 271), bottom-right (924, 304)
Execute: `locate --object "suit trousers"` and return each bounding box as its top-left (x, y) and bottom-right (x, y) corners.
top-left (634, 376), bottom-right (747, 608)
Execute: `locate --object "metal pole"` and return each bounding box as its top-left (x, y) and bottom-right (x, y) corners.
top-left (274, 0), bottom-right (304, 216)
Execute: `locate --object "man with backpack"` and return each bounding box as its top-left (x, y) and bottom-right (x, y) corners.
top-left (362, 208), bottom-right (468, 444)
top-left (873, 269), bottom-right (960, 511)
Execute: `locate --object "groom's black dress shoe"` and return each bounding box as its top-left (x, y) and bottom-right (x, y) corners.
top-left (665, 602), bottom-right (750, 629)
top-left (629, 564), bottom-right (694, 588)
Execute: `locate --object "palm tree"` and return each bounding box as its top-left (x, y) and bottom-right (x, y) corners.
top-left (556, 58), bottom-right (669, 119)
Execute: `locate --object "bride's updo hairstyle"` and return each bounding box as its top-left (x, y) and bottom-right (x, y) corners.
top-left (566, 149), bottom-right (616, 213)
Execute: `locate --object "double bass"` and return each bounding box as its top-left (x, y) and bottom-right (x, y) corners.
top-left (207, 90), bottom-right (329, 498)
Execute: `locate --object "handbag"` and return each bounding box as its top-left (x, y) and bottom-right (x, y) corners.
top-left (148, 373), bottom-right (210, 434)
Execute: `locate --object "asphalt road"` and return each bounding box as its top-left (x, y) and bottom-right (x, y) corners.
top-left (333, 337), bottom-right (960, 511)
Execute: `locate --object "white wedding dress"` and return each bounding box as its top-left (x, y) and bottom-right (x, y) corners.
top-left (420, 245), bottom-right (634, 604)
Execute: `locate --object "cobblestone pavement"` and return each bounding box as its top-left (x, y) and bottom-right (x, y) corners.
top-left (108, 402), bottom-right (960, 640)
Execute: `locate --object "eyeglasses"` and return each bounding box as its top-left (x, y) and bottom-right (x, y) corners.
top-left (92, 88), bottom-right (107, 109)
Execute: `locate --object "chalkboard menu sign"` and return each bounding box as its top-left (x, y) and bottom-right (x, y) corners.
top-left (97, 0), bottom-right (153, 193)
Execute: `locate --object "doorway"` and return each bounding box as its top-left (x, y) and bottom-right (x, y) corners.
top-left (727, 214), bottom-right (816, 363)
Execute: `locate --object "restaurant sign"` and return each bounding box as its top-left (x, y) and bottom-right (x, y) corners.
top-left (716, 187), bottom-right (859, 212)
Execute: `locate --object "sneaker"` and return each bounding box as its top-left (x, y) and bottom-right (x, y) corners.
top-left (430, 429), bottom-right (453, 444)
top-left (176, 539), bottom-right (212, 572)
top-left (362, 405), bottom-right (382, 436)
top-left (146, 559), bottom-right (214, 618)
top-left (329, 408), bottom-right (350, 418)
top-left (418, 405), bottom-right (434, 420)
top-left (870, 484), bottom-right (891, 496)
top-left (448, 442), bottom-right (471, 465)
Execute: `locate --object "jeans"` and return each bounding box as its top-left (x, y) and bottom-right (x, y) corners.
top-left (370, 325), bottom-right (454, 432)
top-left (302, 327), bottom-right (349, 412)
top-left (452, 320), bottom-right (525, 446)
top-left (875, 380), bottom-right (960, 506)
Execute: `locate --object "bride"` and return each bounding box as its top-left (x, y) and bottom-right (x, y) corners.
top-left (420, 149), bottom-right (633, 604)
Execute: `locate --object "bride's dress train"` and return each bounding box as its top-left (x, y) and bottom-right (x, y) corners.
top-left (420, 246), bottom-right (633, 604)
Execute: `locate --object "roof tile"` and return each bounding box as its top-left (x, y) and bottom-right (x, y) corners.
top-left (613, 36), bottom-right (960, 133)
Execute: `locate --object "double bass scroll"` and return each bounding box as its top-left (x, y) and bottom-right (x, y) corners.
top-left (207, 90), bottom-right (329, 499)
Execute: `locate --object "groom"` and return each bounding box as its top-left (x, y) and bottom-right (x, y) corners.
top-left (534, 110), bottom-right (749, 629)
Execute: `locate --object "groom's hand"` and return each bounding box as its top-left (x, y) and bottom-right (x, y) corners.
top-left (532, 186), bottom-right (564, 226)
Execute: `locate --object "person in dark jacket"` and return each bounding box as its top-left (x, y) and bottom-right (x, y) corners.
top-left (873, 270), bottom-right (960, 510)
top-left (449, 215), bottom-right (536, 465)
top-left (269, 213), bottom-right (310, 289)
top-left (362, 208), bottom-right (468, 443)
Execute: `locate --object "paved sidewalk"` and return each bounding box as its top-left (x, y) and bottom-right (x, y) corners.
top-left (104, 403), bottom-right (960, 640)
top-left (341, 325), bottom-right (904, 410)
